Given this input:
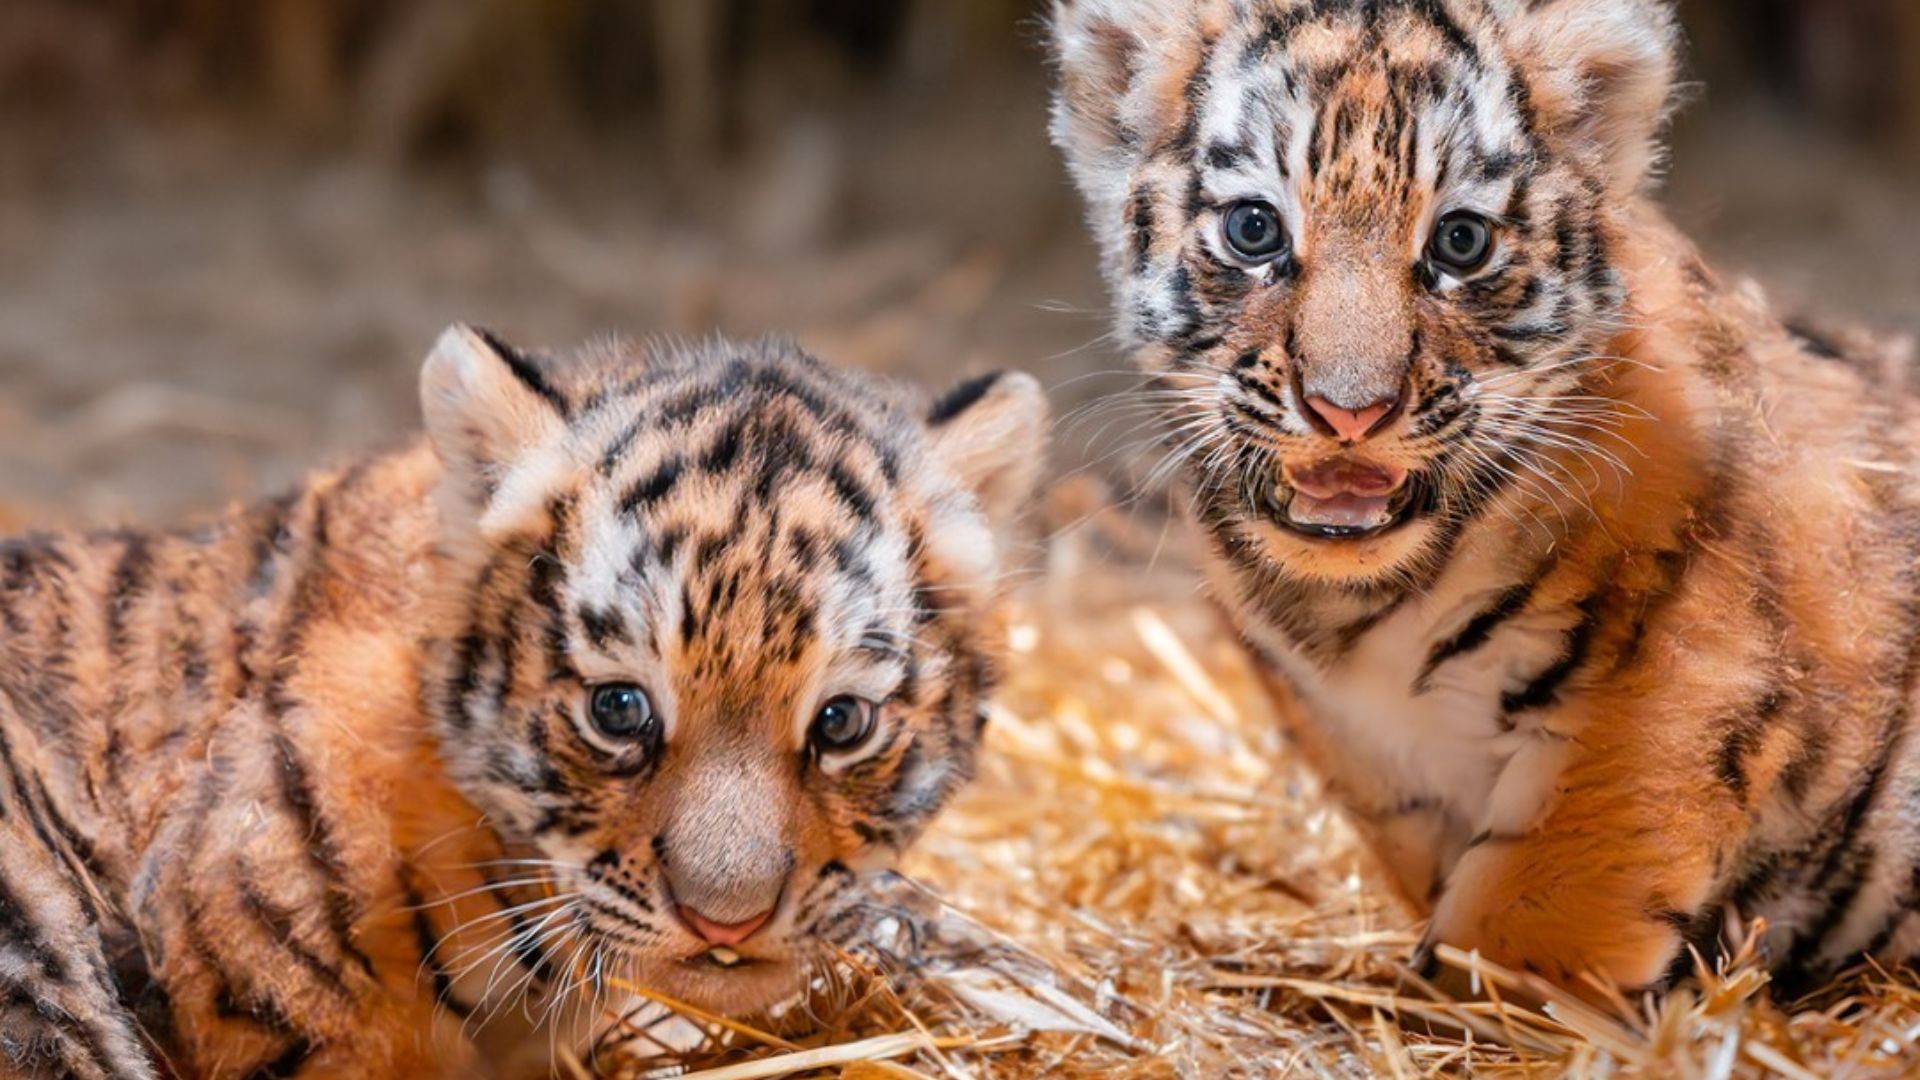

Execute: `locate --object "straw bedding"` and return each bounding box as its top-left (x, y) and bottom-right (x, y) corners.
top-left (589, 503), bottom-right (1920, 1080)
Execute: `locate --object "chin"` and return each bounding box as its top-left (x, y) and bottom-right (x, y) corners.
top-left (621, 952), bottom-right (810, 1015)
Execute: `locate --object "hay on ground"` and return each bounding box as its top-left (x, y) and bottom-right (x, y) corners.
top-left (592, 508), bottom-right (1920, 1079)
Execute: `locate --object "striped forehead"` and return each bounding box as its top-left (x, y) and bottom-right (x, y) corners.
top-left (556, 365), bottom-right (920, 684)
top-left (1191, 2), bottom-right (1529, 218)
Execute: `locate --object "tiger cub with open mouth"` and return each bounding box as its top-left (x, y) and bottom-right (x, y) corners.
top-left (0, 327), bottom-right (1045, 1078)
top-left (1050, 0), bottom-right (1920, 997)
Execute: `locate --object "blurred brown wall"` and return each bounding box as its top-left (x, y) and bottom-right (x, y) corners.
top-left (5, 1), bottom-right (1915, 162)
top-left (0, 1), bottom-right (1912, 524)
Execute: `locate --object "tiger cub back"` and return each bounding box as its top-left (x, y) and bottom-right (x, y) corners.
top-left (0, 327), bottom-right (1046, 1078)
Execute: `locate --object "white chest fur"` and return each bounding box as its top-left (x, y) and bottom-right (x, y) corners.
top-left (1245, 555), bottom-right (1582, 897)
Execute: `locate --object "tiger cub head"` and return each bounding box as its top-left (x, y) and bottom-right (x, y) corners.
top-left (418, 326), bottom-right (1047, 1011)
top-left (1050, 0), bottom-right (1677, 584)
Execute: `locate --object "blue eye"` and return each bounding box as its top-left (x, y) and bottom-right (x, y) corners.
top-left (1430, 211), bottom-right (1494, 273)
top-left (1222, 201), bottom-right (1289, 263)
top-left (809, 696), bottom-right (876, 753)
top-left (588, 684), bottom-right (656, 741)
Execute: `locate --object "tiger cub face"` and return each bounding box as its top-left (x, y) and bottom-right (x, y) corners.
top-left (1050, 0), bottom-right (1676, 584)
top-left (419, 327), bottom-right (1046, 1011)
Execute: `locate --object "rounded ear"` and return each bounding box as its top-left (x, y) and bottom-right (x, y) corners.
top-left (1501, 0), bottom-right (1680, 194)
top-left (419, 324), bottom-right (573, 536)
top-left (1047, 0), bottom-right (1154, 169)
top-left (1048, 0), bottom-right (1206, 282)
top-left (925, 371), bottom-right (1051, 535)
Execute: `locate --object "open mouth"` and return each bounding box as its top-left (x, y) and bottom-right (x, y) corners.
top-left (1265, 456), bottom-right (1416, 540)
top-left (691, 945), bottom-right (760, 969)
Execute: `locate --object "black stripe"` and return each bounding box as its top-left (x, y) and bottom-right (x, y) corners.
top-left (473, 327), bottom-right (569, 417)
top-left (0, 861), bottom-right (68, 981)
top-left (99, 923), bottom-right (177, 1069)
top-left (0, 981), bottom-right (119, 1079)
top-left (827, 462), bottom-right (878, 520)
top-left (1784, 320), bottom-right (1846, 361)
top-left (1712, 690), bottom-right (1786, 800)
top-left (586, 852), bottom-right (657, 914)
top-left (698, 416), bottom-right (746, 472)
top-left (1250, 6), bottom-right (1312, 56)
top-left (620, 455), bottom-right (685, 514)
top-left (1321, 594), bottom-right (1408, 663)
top-left (0, 724), bottom-right (109, 923)
top-left (105, 532), bottom-right (153, 657)
top-left (399, 874), bottom-right (476, 1019)
top-left (1783, 727), bottom-right (1907, 979)
top-left (598, 417), bottom-right (644, 476)
top-left (1499, 594), bottom-right (1603, 720)
top-left (1414, 576), bottom-right (1542, 692)
top-left (928, 372), bottom-right (1004, 425)
top-left (1609, 548), bottom-right (1691, 672)
top-left (482, 870), bottom-right (558, 983)
top-left (269, 733), bottom-right (376, 978)
top-left (1398, 0), bottom-right (1477, 61)
top-left (577, 604), bottom-right (632, 652)
top-left (243, 1036), bottom-right (316, 1080)
top-left (525, 548), bottom-right (571, 674)
top-left (237, 870), bottom-right (354, 1002)
top-left (190, 895), bottom-right (301, 1038)
top-left (1657, 904), bottom-right (1725, 988)
top-left (0, 540), bottom-right (37, 637)
top-left (1233, 372), bottom-right (1287, 412)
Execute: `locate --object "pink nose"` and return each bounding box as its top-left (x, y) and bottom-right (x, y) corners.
top-left (1305, 395), bottom-right (1398, 443)
top-left (675, 904), bottom-right (775, 947)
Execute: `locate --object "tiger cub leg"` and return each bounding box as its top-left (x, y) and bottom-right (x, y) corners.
top-left (1417, 729), bottom-right (1722, 999)
top-left (0, 826), bottom-right (159, 1080)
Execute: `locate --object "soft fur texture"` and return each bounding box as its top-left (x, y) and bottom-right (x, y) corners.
top-left (1051, 0), bottom-right (1920, 998)
top-left (0, 329), bottom-right (1046, 1078)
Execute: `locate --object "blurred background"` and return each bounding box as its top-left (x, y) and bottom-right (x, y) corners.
top-left (0, 0), bottom-right (1915, 525)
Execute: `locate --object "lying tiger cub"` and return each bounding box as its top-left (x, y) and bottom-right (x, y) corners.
top-left (0, 328), bottom-right (1045, 1078)
top-left (1049, 0), bottom-right (1920, 997)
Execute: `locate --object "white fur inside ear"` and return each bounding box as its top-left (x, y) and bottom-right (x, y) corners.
top-left (420, 324), bottom-right (567, 471)
top-left (928, 371), bottom-right (1050, 535)
top-left (476, 442), bottom-right (579, 540)
top-left (418, 323), bottom-right (572, 538)
top-left (922, 502), bottom-right (998, 599)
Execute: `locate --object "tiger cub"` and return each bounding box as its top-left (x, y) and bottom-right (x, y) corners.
top-left (1050, 0), bottom-right (1920, 997)
top-left (0, 327), bottom-right (1046, 1078)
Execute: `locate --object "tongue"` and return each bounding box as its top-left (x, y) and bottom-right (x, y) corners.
top-left (1286, 457), bottom-right (1406, 499)
top-left (1282, 457), bottom-right (1408, 531)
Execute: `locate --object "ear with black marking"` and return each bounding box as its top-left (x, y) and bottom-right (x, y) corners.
top-left (1048, 0), bottom-right (1199, 278)
top-left (926, 371), bottom-right (1050, 533)
top-left (420, 324), bottom-right (573, 536)
top-left (1048, 0), bottom-right (1153, 171)
top-left (1502, 0), bottom-right (1679, 194)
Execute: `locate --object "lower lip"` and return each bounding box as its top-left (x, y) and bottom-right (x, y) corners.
top-left (1263, 487), bottom-right (1417, 541)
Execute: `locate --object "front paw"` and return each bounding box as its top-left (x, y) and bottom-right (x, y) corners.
top-left (1426, 874), bottom-right (1686, 1000)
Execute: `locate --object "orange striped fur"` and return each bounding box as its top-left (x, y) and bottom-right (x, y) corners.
top-left (0, 328), bottom-right (1046, 1077)
top-left (1052, 0), bottom-right (1920, 998)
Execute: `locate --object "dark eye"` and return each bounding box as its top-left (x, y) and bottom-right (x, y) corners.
top-left (1429, 211), bottom-right (1494, 274)
top-left (809, 696), bottom-right (876, 754)
top-left (587, 684), bottom-right (656, 742)
top-left (1222, 201), bottom-right (1290, 263)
